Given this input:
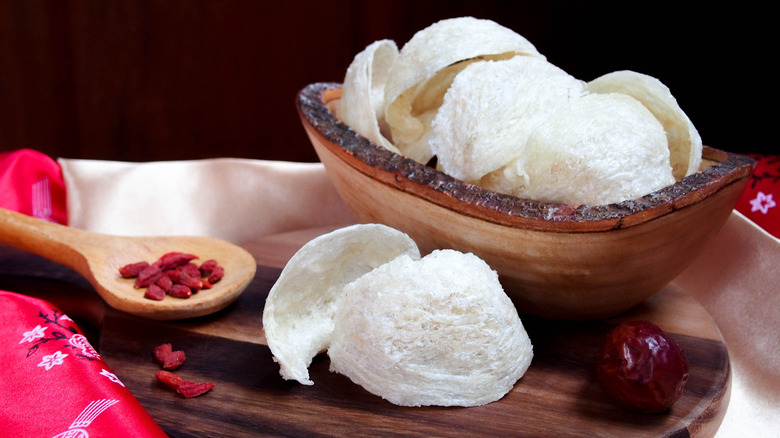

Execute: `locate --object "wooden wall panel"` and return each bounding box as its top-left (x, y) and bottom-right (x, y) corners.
top-left (0, 1), bottom-right (770, 163)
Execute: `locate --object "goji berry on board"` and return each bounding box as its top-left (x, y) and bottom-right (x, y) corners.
top-left (155, 370), bottom-right (184, 390)
top-left (153, 343), bottom-right (186, 370)
top-left (153, 343), bottom-right (173, 363)
top-left (153, 345), bottom-right (215, 398)
top-left (177, 381), bottom-right (215, 398)
top-left (162, 350), bottom-right (187, 370)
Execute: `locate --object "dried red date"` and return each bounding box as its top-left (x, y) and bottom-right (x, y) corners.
top-left (120, 252), bottom-right (224, 301)
top-left (596, 320), bottom-right (689, 413)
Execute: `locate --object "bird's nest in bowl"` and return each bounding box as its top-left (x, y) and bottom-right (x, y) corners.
top-left (298, 82), bottom-right (755, 233)
top-left (297, 81), bottom-right (756, 320)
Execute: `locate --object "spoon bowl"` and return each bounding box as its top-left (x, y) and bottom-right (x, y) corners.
top-left (0, 207), bottom-right (257, 320)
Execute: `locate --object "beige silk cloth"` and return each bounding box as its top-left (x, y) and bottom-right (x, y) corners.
top-left (59, 158), bottom-right (357, 248)
top-left (58, 157), bottom-right (778, 437)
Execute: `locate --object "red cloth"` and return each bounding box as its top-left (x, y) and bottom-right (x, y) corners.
top-left (0, 291), bottom-right (168, 437)
top-left (1, 149), bottom-right (166, 436)
top-left (734, 154), bottom-right (780, 238)
top-left (0, 148), bottom-right (68, 225)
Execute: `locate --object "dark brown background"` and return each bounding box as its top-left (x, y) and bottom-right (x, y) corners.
top-left (0, 1), bottom-right (772, 163)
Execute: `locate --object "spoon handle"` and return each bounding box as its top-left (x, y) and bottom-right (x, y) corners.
top-left (0, 207), bottom-right (95, 273)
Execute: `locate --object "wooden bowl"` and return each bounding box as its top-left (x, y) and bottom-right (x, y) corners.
top-left (297, 82), bottom-right (756, 320)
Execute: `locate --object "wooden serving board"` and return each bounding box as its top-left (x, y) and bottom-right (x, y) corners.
top-left (0, 232), bottom-right (730, 438)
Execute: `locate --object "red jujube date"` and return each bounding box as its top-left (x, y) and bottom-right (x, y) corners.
top-left (596, 320), bottom-right (689, 413)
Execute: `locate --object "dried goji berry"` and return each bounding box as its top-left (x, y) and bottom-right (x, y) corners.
top-left (155, 370), bottom-right (184, 390)
top-left (122, 252), bottom-right (223, 301)
top-left (177, 381), bottom-right (215, 398)
top-left (144, 284), bottom-right (166, 301)
top-left (172, 269), bottom-right (203, 291)
top-left (119, 261), bottom-right (150, 278)
top-left (153, 343), bottom-right (173, 363)
top-left (163, 269), bottom-right (178, 279)
top-left (162, 350), bottom-right (186, 370)
top-left (199, 259), bottom-right (218, 275)
top-left (181, 262), bottom-right (201, 278)
top-left (152, 345), bottom-right (214, 398)
top-left (166, 269), bottom-right (180, 283)
top-left (208, 266), bottom-right (225, 284)
top-left (169, 284), bottom-right (192, 299)
top-left (166, 269), bottom-right (181, 283)
top-left (156, 274), bottom-right (173, 292)
top-left (158, 252), bottom-right (199, 271)
top-left (154, 343), bottom-right (186, 369)
top-left (135, 263), bottom-right (162, 288)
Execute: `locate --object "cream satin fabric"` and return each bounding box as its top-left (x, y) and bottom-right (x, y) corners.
top-left (59, 158), bottom-right (356, 246)
top-left (675, 211), bottom-right (780, 437)
top-left (59, 157), bottom-right (778, 437)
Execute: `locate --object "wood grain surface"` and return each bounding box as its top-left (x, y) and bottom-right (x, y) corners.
top-left (0, 234), bottom-right (730, 437)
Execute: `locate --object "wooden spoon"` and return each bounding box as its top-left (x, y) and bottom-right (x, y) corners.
top-left (0, 207), bottom-right (257, 320)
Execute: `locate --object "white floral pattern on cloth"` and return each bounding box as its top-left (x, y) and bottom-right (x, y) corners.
top-left (736, 154), bottom-right (779, 239)
top-left (18, 309), bottom-right (116, 382)
top-left (32, 176), bottom-right (54, 222)
top-left (69, 334), bottom-right (101, 360)
top-left (2, 289), bottom-right (169, 436)
top-left (100, 369), bottom-right (125, 387)
top-left (749, 191), bottom-right (776, 215)
top-left (51, 398), bottom-right (120, 438)
top-left (39, 350), bottom-right (69, 371)
top-left (19, 324), bottom-right (48, 344)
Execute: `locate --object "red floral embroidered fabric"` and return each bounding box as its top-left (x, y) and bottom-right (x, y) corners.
top-left (0, 149), bottom-right (68, 225)
top-left (734, 154), bottom-right (780, 238)
top-left (0, 291), bottom-right (168, 437)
